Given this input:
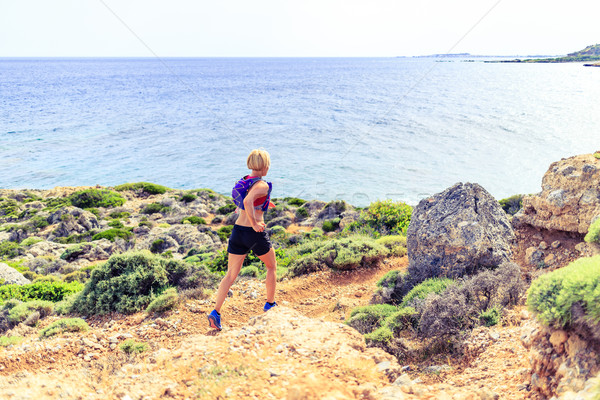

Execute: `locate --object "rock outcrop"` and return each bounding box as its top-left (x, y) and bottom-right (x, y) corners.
top-left (406, 182), bottom-right (515, 283)
top-left (514, 153), bottom-right (600, 234)
top-left (0, 263), bottom-right (31, 285)
top-left (521, 319), bottom-right (600, 399)
top-left (47, 207), bottom-right (100, 239)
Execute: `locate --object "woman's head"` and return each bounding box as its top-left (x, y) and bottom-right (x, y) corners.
top-left (247, 149), bottom-right (271, 173)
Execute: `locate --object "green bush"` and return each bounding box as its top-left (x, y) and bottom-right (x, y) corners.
top-left (0, 241), bottom-right (21, 259)
top-left (585, 218), bottom-right (600, 244)
top-left (360, 200), bottom-right (412, 235)
top-left (217, 204), bottom-right (236, 215)
top-left (401, 278), bottom-right (454, 308)
top-left (92, 228), bottom-right (133, 242)
top-left (142, 202), bottom-right (170, 215)
top-left (375, 235), bottom-right (407, 257)
top-left (30, 215), bottom-right (50, 230)
top-left (288, 235), bottom-right (389, 276)
top-left (8, 300), bottom-right (54, 324)
top-left (70, 251), bottom-right (218, 315)
top-left (0, 281), bottom-right (83, 302)
top-left (499, 195), bottom-right (523, 215)
top-left (0, 335), bottom-right (24, 347)
top-left (108, 219), bottom-right (124, 229)
top-left (145, 287), bottom-right (178, 313)
top-left (109, 211), bottom-right (131, 219)
top-left (364, 325), bottom-right (393, 345)
top-left (182, 216), bottom-right (206, 225)
top-left (60, 243), bottom-right (93, 261)
top-left (69, 189), bottom-right (125, 209)
top-left (240, 265), bottom-right (260, 277)
top-left (377, 270), bottom-right (403, 289)
top-left (0, 199), bottom-right (20, 220)
top-left (120, 339), bottom-right (149, 354)
top-left (114, 182), bottom-right (170, 195)
top-left (383, 307), bottom-right (418, 334)
top-left (217, 225), bottom-right (234, 242)
top-left (20, 236), bottom-right (43, 247)
top-left (180, 193), bottom-right (197, 203)
top-left (527, 255), bottom-right (600, 328)
top-left (480, 306), bottom-right (502, 327)
top-left (286, 197), bottom-right (307, 206)
top-left (39, 318), bottom-right (89, 337)
top-left (346, 304), bottom-right (398, 334)
top-left (322, 218), bottom-right (341, 232)
top-left (295, 207), bottom-right (309, 219)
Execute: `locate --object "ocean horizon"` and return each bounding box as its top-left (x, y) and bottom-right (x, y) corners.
top-left (1, 57), bottom-right (599, 206)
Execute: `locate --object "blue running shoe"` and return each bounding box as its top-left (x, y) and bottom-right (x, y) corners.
top-left (208, 309), bottom-right (221, 331)
top-left (263, 301), bottom-right (277, 312)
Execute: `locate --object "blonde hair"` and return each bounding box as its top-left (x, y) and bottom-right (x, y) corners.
top-left (247, 149), bottom-right (271, 171)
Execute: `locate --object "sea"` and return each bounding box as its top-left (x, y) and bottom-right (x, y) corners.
top-left (1, 57), bottom-right (599, 206)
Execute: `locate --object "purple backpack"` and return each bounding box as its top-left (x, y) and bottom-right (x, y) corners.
top-left (232, 176), bottom-right (272, 211)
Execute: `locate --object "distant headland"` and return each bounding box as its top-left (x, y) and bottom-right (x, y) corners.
top-left (496, 43), bottom-right (600, 64)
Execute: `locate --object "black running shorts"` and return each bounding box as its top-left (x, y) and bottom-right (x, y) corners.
top-left (227, 224), bottom-right (272, 256)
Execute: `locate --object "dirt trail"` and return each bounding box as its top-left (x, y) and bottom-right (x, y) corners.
top-left (0, 254), bottom-right (536, 399)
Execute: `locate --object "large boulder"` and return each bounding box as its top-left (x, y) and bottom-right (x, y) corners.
top-left (513, 153), bottom-right (600, 234)
top-left (406, 182), bottom-right (515, 283)
top-left (0, 263), bottom-right (31, 285)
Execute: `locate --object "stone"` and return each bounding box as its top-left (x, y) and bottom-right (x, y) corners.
top-left (549, 330), bottom-right (568, 353)
top-left (526, 247), bottom-right (545, 266)
top-left (551, 240), bottom-right (561, 249)
top-left (539, 241), bottom-right (548, 250)
top-left (513, 154), bottom-right (600, 234)
top-left (47, 207), bottom-right (100, 238)
top-left (406, 183), bottom-right (515, 283)
top-left (0, 262), bottom-right (31, 285)
top-left (393, 374), bottom-right (412, 386)
top-left (544, 254), bottom-right (556, 265)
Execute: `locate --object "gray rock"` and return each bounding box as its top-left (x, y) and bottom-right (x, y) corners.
top-left (48, 207), bottom-right (99, 238)
top-left (27, 241), bottom-right (69, 258)
top-left (406, 182), bottom-right (515, 284)
top-left (0, 263), bottom-right (31, 285)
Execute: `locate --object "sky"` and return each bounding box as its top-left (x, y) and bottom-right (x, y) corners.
top-left (0, 0), bottom-right (599, 57)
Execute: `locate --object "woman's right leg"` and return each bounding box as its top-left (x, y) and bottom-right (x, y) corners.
top-left (214, 253), bottom-right (246, 313)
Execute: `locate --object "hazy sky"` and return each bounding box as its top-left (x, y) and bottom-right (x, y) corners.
top-left (1, 0), bottom-right (599, 57)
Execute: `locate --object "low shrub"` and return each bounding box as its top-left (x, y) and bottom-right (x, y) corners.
top-left (322, 218), bottom-right (341, 232)
top-left (375, 235), bottom-right (407, 257)
top-left (146, 287), bottom-right (178, 313)
top-left (285, 197), bottom-right (307, 207)
top-left (92, 228), bottom-right (133, 242)
top-left (20, 236), bottom-right (43, 247)
top-left (216, 203), bottom-right (236, 215)
top-left (217, 225), bottom-right (234, 242)
top-left (63, 270), bottom-right (88, 284)
top-left (419, 262), bottom-right (523, 338)
top-left (60, 243), bottom-right (93, 261)
top-left (30, 215), bottom-right (50, 230)
top-left (69, 189), bottom-right (125, 209)
top-left (377, 270), bottom-right (403, 289)
top-left (71, 251), bottom-right (218, 315)
top-left (480, 306), bottom-right (502, 327)
top-left (142, 202), bottom-right (170, 215)
top-left (361, 200), bottom-right (412, 235)
top-left (120, 339), bottom-right (149, 354)
top-left (182, 216), bottom-right (206, 225)
top-left (585, 217), bottom-right (600, 244)
top-left (39, 318), bottom-right (89, 337)
top-left (108, 219), bottom-right (124, 229)
top-left (0, 281), bottom-right (83, 302)
top-left (0, 335), bottom-right (24, 347)
top-left (346, 304), bottom-right (398, 334)
top-left (114, 182), bottom-right (170, 195)
top-left (288, 235), bottom-right (389, 276)
top-left (0, 241), bottom-right (21, 259)
top-left (180, 193), bottom-right (197, 203)
top-left (109, 211), bottom-right (131, 219)
top-left (527, 255), bottom-right (600, 329)
top-left (8, 300), bottom-right (54, 324)
top-left (401, 278), bottom-right (454, 308)
top-left (295, 207), bottom-right (309, 219)
top-left (499, 194), bottom-right (524, 215)
top-left (240, 265), bottom-right (260, 277)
